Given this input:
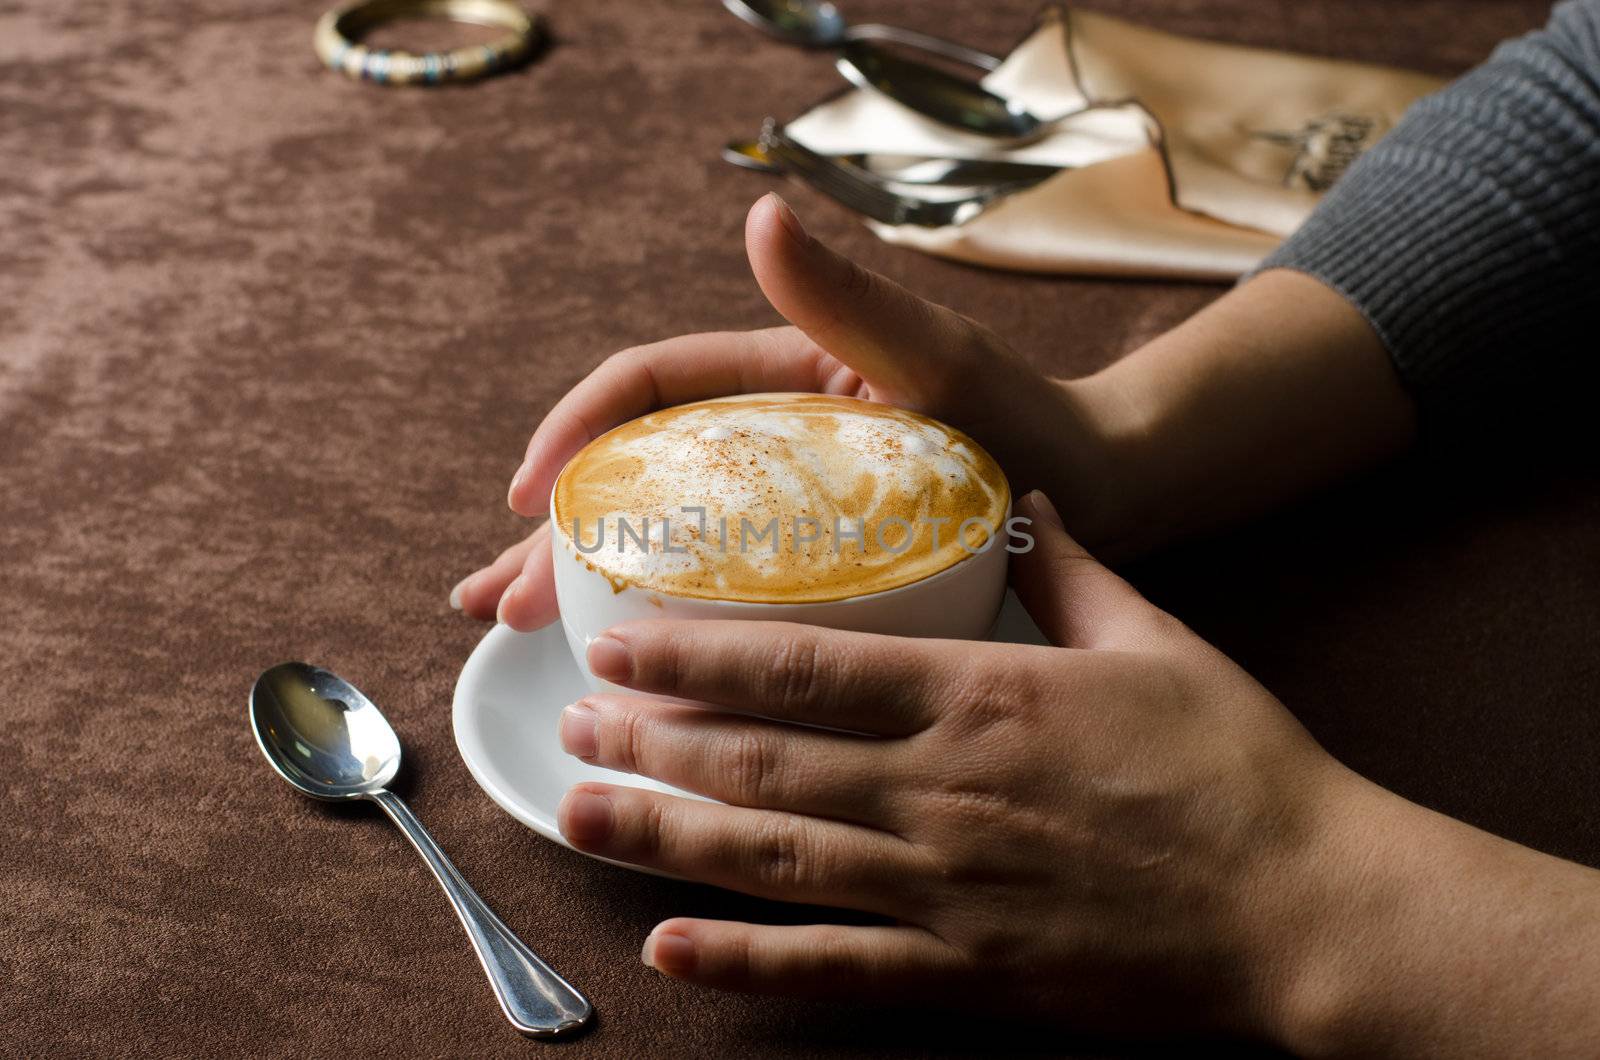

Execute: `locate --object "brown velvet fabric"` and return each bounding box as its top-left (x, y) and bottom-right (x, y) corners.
top-left (2, 1), bottom-right (1589, 1056)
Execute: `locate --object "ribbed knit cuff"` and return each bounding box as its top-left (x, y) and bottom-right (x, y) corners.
top-left (1256, 0), bottom-right (1600, 429)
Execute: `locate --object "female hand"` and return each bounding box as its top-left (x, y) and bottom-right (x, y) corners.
top-left (450, 195), bottom-right (1115, 627)
top-left (550, 490), bottom-right (1357, 1043)
top-left (547, 490), bottom-right (1600, 1053)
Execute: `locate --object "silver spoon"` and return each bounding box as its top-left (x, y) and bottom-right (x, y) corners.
top-left (722, 0), bottom-right (1001, 71)
top-left (833, 41), bottom-right (1041, 139)
top-left (722, 0), bottom-right (1039, 138)
top-left (250, 662), bottom-right (592, 1039)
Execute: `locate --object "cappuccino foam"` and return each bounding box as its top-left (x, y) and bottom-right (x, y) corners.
top-left (552, 393), bottom-right (1010, 603)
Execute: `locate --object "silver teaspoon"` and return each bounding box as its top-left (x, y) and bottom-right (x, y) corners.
top-left (833, 41), bottom-right (1041, 139)
top-left (722, 0), bottom-right (1001, 71)
top-left (722, 0), bottom-right (1035, 137)
top-left (249, 662), bottom-right (592, 1038)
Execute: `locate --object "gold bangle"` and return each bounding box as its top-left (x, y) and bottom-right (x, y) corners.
top-left (313, 0), bottom-right (541, 85)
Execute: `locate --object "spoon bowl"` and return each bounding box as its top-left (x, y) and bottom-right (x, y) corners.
top-left (722, 0), bottom-right (1001, 72)
top-left (835, 42), bottom-right (1041, 138)
top-left (251, 662), bottom-right (401, 799)
top-left (722, 1), bottom-right (1022, 134)
top-left (249, 661), bottom-right (592, 1038)
top-left (723, 0), bottom-right (846, 47)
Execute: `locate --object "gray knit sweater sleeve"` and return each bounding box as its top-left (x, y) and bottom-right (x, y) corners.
top-left (1259, 0), bottom-right (1600, 423)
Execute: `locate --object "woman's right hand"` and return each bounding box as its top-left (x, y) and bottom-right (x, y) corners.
top-left (452, 194), bottom-right (1122, 628)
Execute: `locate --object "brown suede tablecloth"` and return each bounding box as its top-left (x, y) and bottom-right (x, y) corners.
top-left (4, 1), bottom-right (1593, 1056)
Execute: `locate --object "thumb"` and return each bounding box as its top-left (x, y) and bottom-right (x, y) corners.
top-left (1009, 490), bottom-right (1164, 651)
top-left (745, 193), bottom-right (979, 406)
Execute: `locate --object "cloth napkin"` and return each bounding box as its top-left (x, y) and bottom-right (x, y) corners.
top-left (784, 6), bottom-right (1445, 280)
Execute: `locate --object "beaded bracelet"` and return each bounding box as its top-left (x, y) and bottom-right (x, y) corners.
top-left (314, 0), bottom-right (541, 85)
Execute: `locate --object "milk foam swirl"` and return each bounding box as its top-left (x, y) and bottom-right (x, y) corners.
top-left (552, 394), bottom-right (1010, 603)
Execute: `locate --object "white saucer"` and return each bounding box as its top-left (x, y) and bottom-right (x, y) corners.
top-left (452, 591), bottom-right (1049, 871)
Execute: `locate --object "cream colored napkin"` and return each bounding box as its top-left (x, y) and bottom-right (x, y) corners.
top-left (785, 6), bottom-right (1444, 280)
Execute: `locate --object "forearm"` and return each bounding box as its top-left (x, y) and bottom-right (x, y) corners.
top-left (1266, 772), bottom-right (1600, 1057)
top-left (1062, 0), bottom-right (1599, 556)
top-left (1064, 269), bottom-right (1416, 555)
top-left (1257, 0), bottom-right (1600, 424)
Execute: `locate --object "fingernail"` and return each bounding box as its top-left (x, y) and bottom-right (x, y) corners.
top-left (643, 930), bottom-right (696, 975)
top-left (507, 461), bottom-right (532, 507)
top-left (449, 575), bottom-right (471, 611)
top-left (561, 789), bottom-right (613, 845)
top-left (587, 634), bottom-right (632, 683)
top-left (768, 192), bottom-right (809, 247)
top-left (496, 575), bottom-right (527, 626)
top-left (559, 702), bottom-right (599, 759)
top-left (1022, 489), bottom-right (1063, 531)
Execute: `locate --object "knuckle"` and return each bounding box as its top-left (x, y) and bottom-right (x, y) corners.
top-left (724, 929), bottom-right (757, 982)
top-left (749, 820), bottom-right (819, 892)
top-left (632, 629), bottom-right (683, 692)
top-left (992, 664), bottom-right (1048, 723)
top-left (929, 775), bottom-right (1015, 832)
top-left (750, 325), bottom-right (800, 367)
top-left (814, 926), bottom-right (872, 984)
top-left (601, 344), bottom-right (666, 403)
top-left (606, 344), bottom-right (647, 370)
top-left (954, 916), bottom-right (1026, 967)
top-left (610, 708), bottom-right (650, 775)
top-left (723, 728), bottom-right (776, 805)
top-left (938, 657), bottom-right (1027, 735)
top-left (772, 633), bottom-right (826, 714)
top-left (633, 796), bottom-right (669, 855)
top-left (839, 261), bottom-right (882, 305)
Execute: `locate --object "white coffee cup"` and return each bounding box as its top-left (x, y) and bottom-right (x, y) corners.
top-left (551, 489), bottom-right (1012, 693)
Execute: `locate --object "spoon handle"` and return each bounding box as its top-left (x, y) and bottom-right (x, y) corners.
top-left (369, 789), bottom-right (592, 1037)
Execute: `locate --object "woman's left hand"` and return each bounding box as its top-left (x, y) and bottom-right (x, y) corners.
top-left (554, 490), bottom-right (1372, 1042)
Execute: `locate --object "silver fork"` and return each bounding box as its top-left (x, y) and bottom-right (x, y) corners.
top-left (758, 119), bottom-right (1013, 228)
